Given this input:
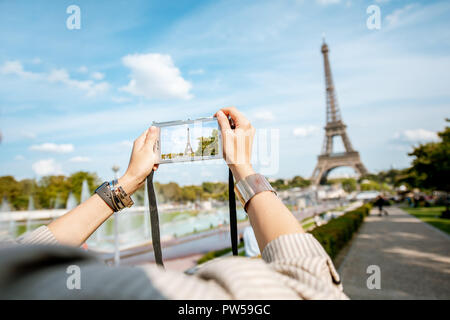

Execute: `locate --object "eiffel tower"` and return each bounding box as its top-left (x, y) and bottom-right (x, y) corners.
top-left (184, 127), bottom-right (193, 155)
top-left (311, 39), bottom-right (368, 185)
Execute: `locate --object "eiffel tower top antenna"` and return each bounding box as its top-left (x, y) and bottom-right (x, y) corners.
top-left (322, 38), bottom-right (343, 125)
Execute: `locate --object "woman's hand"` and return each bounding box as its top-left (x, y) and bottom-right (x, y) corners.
top-left (119, 126), bottom-right (159, 194)
top-left (215, 107), bottom-right (255, 182)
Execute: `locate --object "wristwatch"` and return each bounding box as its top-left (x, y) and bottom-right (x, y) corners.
top-left (234, 173), bottom-right (276, 211)
top-left (95, 182), bottom-right (117, 211)
top-left (112, 185), bottom-right (134, 209)
top-left (95, 180), bottom-right (134, 212)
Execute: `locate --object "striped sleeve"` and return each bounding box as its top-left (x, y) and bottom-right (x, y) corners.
top-left (16, 226), bottom-right (59, 245)
top-left (262, 233), bottom-right (346, 299)
top-left (140, 233), bottom-right (347, 300)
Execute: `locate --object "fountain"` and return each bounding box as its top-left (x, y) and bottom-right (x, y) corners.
top-left (81, 180), bottom-right (90, 202)
top-left (1, 197), bottom-right (15, 237)
top-left (26, 195), bottom-right (34, 232)
top-left (0, 197), bottom-right (11, 212)
top-left (54, 195), bottom-right (62, 209)
top-left (66, 192), bottom-right (77, 210)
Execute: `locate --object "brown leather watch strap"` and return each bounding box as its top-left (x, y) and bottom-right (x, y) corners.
top-left (95, 182), bottom-right (118, 211)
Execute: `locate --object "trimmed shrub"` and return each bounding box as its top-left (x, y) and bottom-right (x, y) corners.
top-left (310, 204), bottom-right (371, 260)
top-left (197, 241), bottom-right (245, 265)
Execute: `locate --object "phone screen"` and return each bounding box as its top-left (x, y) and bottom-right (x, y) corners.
top-left (153, 117), bottom-right (223, 164)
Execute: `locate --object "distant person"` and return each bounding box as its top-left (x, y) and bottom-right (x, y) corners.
top-left (374, 195), bottom-right (388, 216)
top-left (314, 214), bottom-right (322, 227)
top-left (0, 107), bottom-right (346, 300)
top-left (243, 226), bottom-right (261, 257)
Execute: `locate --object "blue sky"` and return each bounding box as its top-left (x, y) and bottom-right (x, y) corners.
top-left (0, 0), bottom-right (449, 185)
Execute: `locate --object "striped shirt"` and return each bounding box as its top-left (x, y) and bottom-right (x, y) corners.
top-left (0, 226), bottom-right (348, 299)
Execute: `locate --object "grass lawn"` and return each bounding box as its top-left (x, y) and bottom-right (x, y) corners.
top-left (402, 206), bottom-right (450, 235)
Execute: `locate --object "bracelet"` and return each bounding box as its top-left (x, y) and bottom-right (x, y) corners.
top-left (95, 182), bottom-right (117, 211)
top-left (234, 173), bottom-right (276, 212)
top-left (95, 180), bottom-right (134, 212)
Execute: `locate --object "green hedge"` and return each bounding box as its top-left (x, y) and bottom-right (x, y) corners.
top-left (310, 204), bottom-right (371, 260)
top-left (197, 241), bottom-right (245, 265)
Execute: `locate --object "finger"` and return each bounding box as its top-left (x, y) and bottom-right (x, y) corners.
top-left (215, 110), bottom-right (231, 132)
top-left (134, 127), bottom-right (150, 150)
top-left (220, 106), bottom-right (250, 128)
top-left (144, 126), bottom-right (159, 149)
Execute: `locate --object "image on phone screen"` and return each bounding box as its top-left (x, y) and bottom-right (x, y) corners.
top-left (153, 117), bottom-right (223, 164)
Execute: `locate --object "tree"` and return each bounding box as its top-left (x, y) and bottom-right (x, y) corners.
top-left (360, 180), bottom-right (381, 191)
top-left (159, 182), bottom-right (182, 202)
top-left (290, 176), bottom-right (311, 188)
top-left (36, 175), bottom-right (71, 209)
top-left (0, 176), bottom-right (23, 210)
top-left (271, 179), bottom-right (288, 191)
top-left (408, 120), bottom-right (450, 214)
top-left (181, 185), bottom-right (203, 202)
top-left (408, 121), bottom-right (449, 192)
top-left (67, 171), bottom-right (100, 202)
top-left (341, 178), bottom-right (357, 193)
top-left (195, 129), bottom-right (219, 156)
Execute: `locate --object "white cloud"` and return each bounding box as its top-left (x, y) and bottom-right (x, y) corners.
top-left (91, 71), bottom-right (105, 80)
top-left (15, 155), bottom-right (25, 160)
top-left (0, 60), bottom-right (108, 97)
top-left (120, 53), bottom-right (193, 100)
top-left (48, 68), bottom-right (109, 97)
top-left (188, 69), bottom-right (205, 75)
top-left (119, 140), bottom-right (134, 148)
top-left (0, 60), bottom-right (38, 79)
top-left (293, 125), bottom-right (320, 137)
top-left (316, 0), bottom-right (341, 5)
top-left (30, 143), bottom-right (74, 154)
top-left (69, 156), bottom-right (91, 163)
top-left (32, 159), bottom-right (63, 176)
top-left (111, 96), bottom-right (132, 103)
top-left (77, 66), bottom-right (88, 73)
top-left (393, 129), bottom-right (439, 144)
top-left (254, 110), bottom-right (275, 121)
top-left (385, 4), bottom-right (418, 29)
top-left (20, 130), bottom-right (37, 139)
top-left (31, 58), bottom-right (42, 64)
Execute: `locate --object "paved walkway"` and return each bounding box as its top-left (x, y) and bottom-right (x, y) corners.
top-left (338, 206), bottom-right (450, 299)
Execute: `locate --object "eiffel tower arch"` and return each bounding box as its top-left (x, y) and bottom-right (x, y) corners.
top-left (311, 40), bottom-right (368, 185)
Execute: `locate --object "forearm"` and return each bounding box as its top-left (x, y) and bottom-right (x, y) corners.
top-left (48, 194), bottom-right (113, 246)
top-left (47, 175), bottom-right (138, 246)
top-left (231, 165), bottom-right (304, 252)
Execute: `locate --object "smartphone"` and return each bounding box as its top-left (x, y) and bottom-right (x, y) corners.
top-left (152, 117), bottom-right (223, 164)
